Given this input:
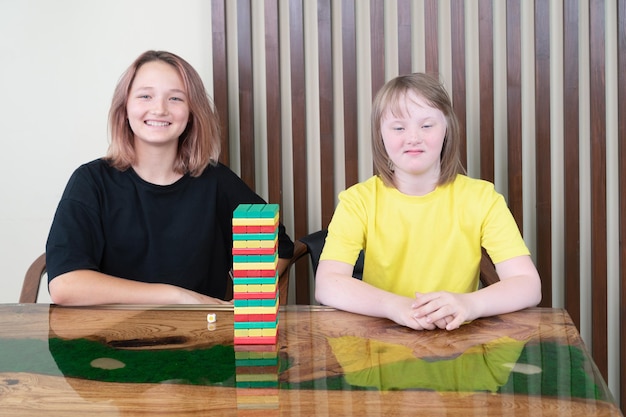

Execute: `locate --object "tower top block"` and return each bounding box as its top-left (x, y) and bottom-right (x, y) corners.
top-left (233, 204), bottom-right (280, 219)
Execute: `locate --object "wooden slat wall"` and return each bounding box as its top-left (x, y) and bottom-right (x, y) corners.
top-left (210, 0), bottom-right (626, 409)
top-left (590, 0), bottom-right (609, 384)
top-left (506, 0), bottom-right (524, 228)
top-left (611, 0), bottom-right (626, 412)
top-left (563, 0), bottom-right (581, 342)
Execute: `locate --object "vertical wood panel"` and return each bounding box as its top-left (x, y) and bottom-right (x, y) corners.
top-left (478, 0), bottom-right (494, 182)
top-left (224, 3), bottom-right (624, 408)
top-left (397, 0), bottom-right (412, 75)
top-left (424, 0), bottom-right (439, 74)
top-left (589, 0), bottom-right (608, 380)
top-left (342, 0), bottom-right (359, 188)
top-left (563, 0), bottom-right (581, 328)
top-left (534, 0), bottom-right (552, 307)
top-left (211, 0), bottom-right (230, 164)
top-left (619, 0), bottom-right (626, 407)
top-left (237, 0), bottom-right (255, 187)
top-left (506, 0), bottom-right (524, 229)
top-left (450, 0), bottom-right (467, 169)
top-left (289, 0), bottom-right (310, 304)
top-left (370, 0), bottom-right (385, 95)
top-left (264, 0), bottom-right (283, 206)
top-left (318, 0), bottom-right (335, 227)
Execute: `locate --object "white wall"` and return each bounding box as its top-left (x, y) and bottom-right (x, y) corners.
top-left (0, 0), bottom-right (213, 303)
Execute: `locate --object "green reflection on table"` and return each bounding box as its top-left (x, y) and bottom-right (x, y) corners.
top-left (0, 335), bottom-right (606, 402)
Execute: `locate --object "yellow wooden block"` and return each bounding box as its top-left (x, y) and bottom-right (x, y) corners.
top-left (261, 283), bottom-right (277, 292)
top-left (233, 262), bottom-right (277, 270)
top-left (242, 239), bottom-right (277, 249)
top-left (262, 327), bottom-right (278, 337)
top-left (236, 374), bottom-right (279, 382)
top-left (232, 215), bottom-right (279, 226)
top-left (249, 328), bottom-right (263, 337)
top-left (233, 284), bottom-right (255, 293)
top-left (234, 305), bottom-right (279, 315)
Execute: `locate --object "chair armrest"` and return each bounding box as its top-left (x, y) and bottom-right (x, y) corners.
top-left (20, 253), bottom-right (46, 303)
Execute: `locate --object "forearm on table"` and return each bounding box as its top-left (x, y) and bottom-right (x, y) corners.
top-left (468, 274), bottom-right (542, 319)
top-left (48, 270), bottom-right (186, 306)
top-left (315, 268), bottom-right (405, 320)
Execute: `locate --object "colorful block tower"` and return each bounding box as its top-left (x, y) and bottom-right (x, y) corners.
top-left (232, 203), bottom-right (280, 345)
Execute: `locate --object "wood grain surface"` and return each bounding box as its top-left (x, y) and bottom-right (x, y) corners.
top-left (0, 304), bottom-right (620, 416)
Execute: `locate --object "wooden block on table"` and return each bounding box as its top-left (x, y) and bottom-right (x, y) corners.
top-left (234, 313), bottom-right (278, 323)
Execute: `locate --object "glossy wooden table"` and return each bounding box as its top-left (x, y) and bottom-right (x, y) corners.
top-left (0, 304), bottom-right (621, 416)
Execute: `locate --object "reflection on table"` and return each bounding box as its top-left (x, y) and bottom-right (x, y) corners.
top-left (0, 304), bottom-right (621, 416)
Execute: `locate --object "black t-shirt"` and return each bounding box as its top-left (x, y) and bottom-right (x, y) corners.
top-left (46, 159), bottom-right (294, 299)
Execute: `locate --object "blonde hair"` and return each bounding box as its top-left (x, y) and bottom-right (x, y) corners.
top-left (371, 73), bottom-right (465, 187)
top-left (106, 50), bottom-right (220, 177)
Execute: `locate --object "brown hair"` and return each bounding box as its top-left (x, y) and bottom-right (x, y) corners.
top-left (371, 73), bottom-right (465, 187)
top-left (106, 50), bottom-right (220, 176)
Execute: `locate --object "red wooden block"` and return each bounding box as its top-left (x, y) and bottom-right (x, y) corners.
top-left (233, 291), bottom-right (277, 300)
top-left (233, 269), bottom-right (276, 278)
top-left (234, 344), bottom-right (278, 353)
top-left (234, 313), bottom-right (278, 322)
top-left (234, 335), bottom-right (278, 345)
top-left (232, 245), bottom-right (278, 256)
top-left (235, 365), bottom-right (279, 375)
top-left (232, 225), bottom-right (248, 234)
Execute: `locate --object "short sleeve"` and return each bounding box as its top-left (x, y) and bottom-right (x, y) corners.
top-left (46, 166), bottom-right (105, 281)
top-left (320, 184), bottom-right (368, 266)
top-left (479, 186), bottom-right (530, 264)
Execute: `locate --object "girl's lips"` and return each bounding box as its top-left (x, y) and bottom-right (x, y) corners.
top-left (145, 120), bottom-right (171, 127)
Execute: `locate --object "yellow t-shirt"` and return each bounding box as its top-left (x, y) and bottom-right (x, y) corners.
top-left (320, 174), bottom-right (530, 297)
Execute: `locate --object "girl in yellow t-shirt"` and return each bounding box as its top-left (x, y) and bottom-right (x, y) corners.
top-left (315, 73), bottom-right (541, 331)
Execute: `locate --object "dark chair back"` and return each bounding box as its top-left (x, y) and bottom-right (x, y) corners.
top-left (299, 229), bottom-right (363, 279)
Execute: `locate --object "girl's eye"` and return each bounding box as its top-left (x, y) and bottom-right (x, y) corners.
top-left (170, 97), bottom-right (184, 102)
top-left (137, 95), bottom-right (150, 99)
top-left (422, 124), bottom-right (432, 129)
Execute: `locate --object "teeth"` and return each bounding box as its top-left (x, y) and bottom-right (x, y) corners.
top-left (145, 121), bottom-right (170, 127)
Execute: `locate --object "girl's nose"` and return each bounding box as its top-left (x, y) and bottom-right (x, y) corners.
top-left (407, 128), bottom-right (423, 143)
top-left (150, 98), bottom-right (168, 115)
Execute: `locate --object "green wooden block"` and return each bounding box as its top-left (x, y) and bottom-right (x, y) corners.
top-left (233, 204), bottom-right (252, 218)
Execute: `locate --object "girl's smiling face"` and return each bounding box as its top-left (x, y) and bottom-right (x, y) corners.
top-left (380, 91), bottom-right (447, 192)
top-left (126, 61), bottom-right (190, 148)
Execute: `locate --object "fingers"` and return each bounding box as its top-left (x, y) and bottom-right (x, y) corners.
top-left (433, 315), bottom-right (451, 330)
top-left (411, 292), bottom-right (467, 331)
top-left (411, 292), bottom-right (439, 310)
top-left (412, 293), bottom-right (446, 320)
top-left (445, 317), bottom-right (463, 331)
top-left (414, 316), bottom-right (437, 330)
top-left (395, 294), bottom-right (464, 331)
top-left (410, 314), bottom-right (449, 330)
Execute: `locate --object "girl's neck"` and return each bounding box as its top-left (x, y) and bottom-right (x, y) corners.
top-left (132, 142), bottom-right (182, 185)
top-left (393, 172), bottom-right (439, 196)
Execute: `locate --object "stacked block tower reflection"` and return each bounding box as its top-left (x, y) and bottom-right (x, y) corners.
top-left (232, 203), bottom-right (280, 412)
